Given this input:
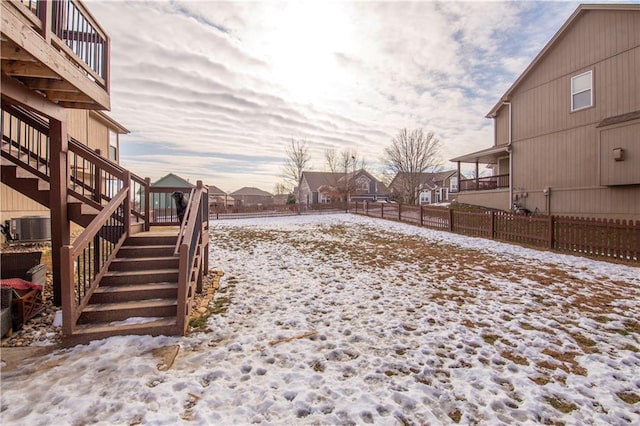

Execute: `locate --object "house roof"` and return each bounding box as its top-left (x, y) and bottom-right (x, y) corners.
top-left (89, 110), bottom-right (130, 134)
top-left (301, 172), bottom-right (341, 191)
top-left (230, 187), bottom-right (273, 197)
top-left (450, 145), bottom-right (510, 164)
top-left (487, 4), bottom-right (640, 117)
top-left (207, 185), bottom-right (227, 196)
top-left (151, 173), bottom-right (194, 188)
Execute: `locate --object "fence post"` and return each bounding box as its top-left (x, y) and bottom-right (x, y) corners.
top-left (365, 201), bottom-right (369, 215)
top-left (547, 215), bottom-right (554, 250)
top-left (490, 211), bottom-right (495, 239)
top-left (398, 203), bottom-right (401, 221)
top-left (449, 208), bottom-right (454, 232)
top-left (381, 203), bottom-right (384, 218)
top-left (420, 205), bottom-right (424, 227)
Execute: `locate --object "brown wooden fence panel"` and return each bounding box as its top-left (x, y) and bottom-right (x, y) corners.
top-left (452, 210), bottom-right (491, 238)
top-left (421, 206), bottom-right (450, 230)
top-left (351, 202), bottom-right (638, 263)
top-left (400, 204), bottom-right (421, 225)
top-left (554, 216), bottom-right (639, 261)
top-left (494, 211), bottom-right (549, 248)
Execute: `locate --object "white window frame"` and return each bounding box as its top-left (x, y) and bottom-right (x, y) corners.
top-left (450, 176), bottom-right (458, 193)
top-left (108, 130), bottom-right (119, 162)
top-left (571, 70), bottom-right (593, 112)
top-left (356, 176), bottom-right (369, 192)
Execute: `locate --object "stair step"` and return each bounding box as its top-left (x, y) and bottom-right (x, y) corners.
top-left (109, 256), bottom-right (179, 271)
top-left (66, 317), bottom-right (178, 346)
top-left (117, 245), bottom-right (176, 258)
top-left (101, 269), bottom-right (179, 285)
top-left (79, 299), bottom-right (178, 323)
top-left (125, 235), bottom-right (178, 246)
top-left (91, 282), bottom-right (178, 303)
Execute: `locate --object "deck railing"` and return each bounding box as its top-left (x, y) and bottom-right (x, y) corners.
top-left (459, 174), bottom-right (509, 191)
top-left (9, 0), bottom-right (109, 92)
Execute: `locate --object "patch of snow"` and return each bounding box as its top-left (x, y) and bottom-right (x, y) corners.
top-left (1, 214), bottom-right (638, 425)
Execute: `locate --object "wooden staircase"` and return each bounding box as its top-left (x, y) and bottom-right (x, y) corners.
top-left (1, 158), bottom-right (100, 227)
top-left (66, 233), bottom-right (181, 345)
top-left (2, 104), bottom-right (209, 346)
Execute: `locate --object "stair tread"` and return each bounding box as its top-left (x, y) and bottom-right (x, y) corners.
top-left (104, 269), bottom-right (178, 277)
top-left (83, 298), bottom-right (178, 312)
top-left (94, 282), bottom-right (178, 293)
top-left (73, 317), bottom-right (177, 334)
top-left (111, 256), bottom-right (177, 262)
top-left (120, 244), bottom-right (175, 249)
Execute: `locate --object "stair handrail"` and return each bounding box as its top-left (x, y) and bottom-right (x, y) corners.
top-left (61, 171), bottom-right (131, 337)
top-left (174, 188), bottom-right (196, 256)
top-left (175, 181), bottom-right (206, 333)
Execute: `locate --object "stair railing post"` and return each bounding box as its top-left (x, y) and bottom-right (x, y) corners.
top-left (144, 177), bottom-right (151, 231)
top-left (49, 119), bottom-right (70, 307)
top-left (93, 149), bottom-right (102, 276)
top-left (123, 170), bottom-right (131, 234)
top-left (60, 245), bottom-right (75, 337)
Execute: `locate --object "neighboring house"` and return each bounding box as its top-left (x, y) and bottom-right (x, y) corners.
top-left (451, 4), bottom-right (640, 219)
top-left (207, 185), bottom-right (234, 209)
top-left (230, 187), bottom-right (274, 206)
top-left (299, 169), bottom-right (389, 205)
top-left (147, 173), bottom-right (194, 210)
top-left (1, 109), bottom-right (129, 221)
top-left (389, 170), bottom-right (463, 205)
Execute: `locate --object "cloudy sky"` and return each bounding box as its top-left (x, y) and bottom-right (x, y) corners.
top-left (88, 0), bottom-right (590, 193)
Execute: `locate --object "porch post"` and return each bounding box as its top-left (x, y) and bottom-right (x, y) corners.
top-left (144, 177), bottom-right (151, 231)
top-left (49, 118), bottom-right (70, 307)
top-left (475, 161), bottom-right (479, 190)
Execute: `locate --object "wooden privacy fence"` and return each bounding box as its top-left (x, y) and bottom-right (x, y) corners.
top-left (352, 202), bottom-right (639, 263)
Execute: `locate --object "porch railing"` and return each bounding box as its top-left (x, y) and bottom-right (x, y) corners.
top-left (459, 174), bottom-right (509, 191)
top-left (10, 0), bottom-right (109, 92)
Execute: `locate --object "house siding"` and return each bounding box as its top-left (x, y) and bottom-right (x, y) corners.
top-left (494, 8), bottom-right (640, 219)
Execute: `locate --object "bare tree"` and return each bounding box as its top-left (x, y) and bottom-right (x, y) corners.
top-left (384, 128), bottom-right (441, 204)
top-left (283, 138), bottom-right (310, 208)
top-left (273, 182), bottom-right (289, 196)
top-left (324, 148), bottom-right (361, 201)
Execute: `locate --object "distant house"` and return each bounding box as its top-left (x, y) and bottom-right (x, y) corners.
top-left (389, 170), bottom-right (463, 205)
top-left (299, 169), bottom-right (389, 205)
top-left (451, 4), bottom-right (640, 219)
top-left (148, 173), bottom-right (194, 210)
top-left (207, 185), bottom-right (234, 209)
top-left (230, 187), bottom-right (274, 206)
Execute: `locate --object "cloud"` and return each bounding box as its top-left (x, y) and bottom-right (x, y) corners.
top-left (87, 1), bottom-right (585, 192)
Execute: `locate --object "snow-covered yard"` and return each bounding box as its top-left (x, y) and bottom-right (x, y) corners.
top-left (1, 214), bottom-right (639, 425)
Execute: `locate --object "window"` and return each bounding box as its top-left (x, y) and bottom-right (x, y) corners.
top-left (571, 70), bottom-right (593, 111)
top-left (450, 176), bottom-right (458, 193)
top-left (356, 177), bottom-right (369, 191)
top-left (108, 130), bottom-right (118, 162)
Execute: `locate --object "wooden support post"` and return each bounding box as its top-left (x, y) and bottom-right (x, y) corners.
top-left (490, 211), bottom-right (495, 239)
top-left (381, 203), bottom-right (384, 219)
top-left (37, 0), bottom-right (52, 43)
top-left (365, 201), bottom-right (368, 215)
top-left (420, 205), bottom-right (424, 227)
top-left (60, 245), bottom-right (74, 337)
top-left (449, 208), bottom-right (454, 232)
top-left (93, 149), bottom-right (102, 277)
top-left (123, 170), bottom-right (131, 233)
top-left (144, 177), bottom-right (151, 231)
top-left (548, 215), bottom-right (554, 250)
top-left (398, 203), bottom-right (401, 221)
top-left (49, 118), bottom-right (69, 307)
